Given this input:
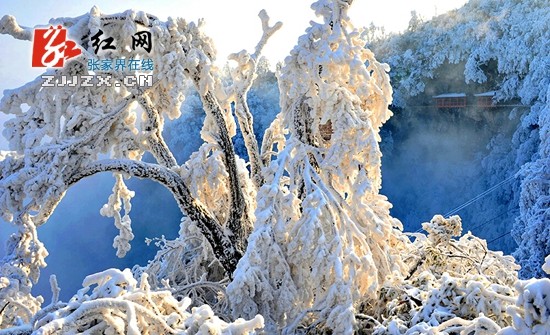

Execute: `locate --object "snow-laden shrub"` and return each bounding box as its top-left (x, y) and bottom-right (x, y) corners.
top-left (498, 259), bottom-right (550, 335)
top-left (28, 268), bottom-right (263, 334)
top-left (0, 265), bottom-right (43, 330)
top-left (370, 215), bottom-right (520, 334)
top-left (132, 225), bottom-right (229, 318)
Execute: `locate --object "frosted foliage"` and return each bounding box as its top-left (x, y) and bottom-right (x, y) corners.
top-left (180, 142), bottom-right (255, 229)
top-left (1, 4), bottom-right (274, 333)
top-left (0, 214), bottom-right (48, 329)
top-left (372, 0), bottom-right (550, 106)
top-left (0, 3), bottom-right (266, 277)
top-left (0, 7), bottom-right (199, 282)
top-left (368, 0), bottom-right (550, 277)
top-left (100, 174), bottom-right (136, 258)
top-left (498, 278), bottom-right (550, 335)
top-left (228, 1), bottom-right (407, 333)
top-left (132, 223), bottom-right (228, 317)
top-left (371, 216), bottom-right (521, 334)
top-left (28, 268), bottom-right (263, 334)
top-left (0, 265), bottom-right (43, 330)
top-left (422, 215), bottom-right (462, 245)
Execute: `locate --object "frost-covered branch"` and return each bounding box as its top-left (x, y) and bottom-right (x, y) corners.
top-left (198, 90), bottom-right (249, 252)
top-left (172, 18), bottom-right (250, 252)
top-left (0, 15), bottom-right (32, 41)
top-left (66, 159), bottom-right (242, 274)
top-left (136, 94), bottom-right (178, 167)
top-left (228, 11), bottom-right (282, 188)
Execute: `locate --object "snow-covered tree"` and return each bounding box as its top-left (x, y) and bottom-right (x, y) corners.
top-left (513, 85), bottom-right (550, 278)
top-left (227, 1), bottom-right (409, 333)
top-left (0, 6), bottom-right (280, 330)
top-left (1, 0), bottom-right (549, 334)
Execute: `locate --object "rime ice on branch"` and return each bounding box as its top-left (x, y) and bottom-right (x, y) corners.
top-left (227, 0), bottom-right (409, 333)
top-left (0, 6), bottom-right (280, 329)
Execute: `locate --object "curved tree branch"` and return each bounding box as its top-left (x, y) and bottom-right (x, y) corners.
top-left (66, 159), bottom-right (241, 275)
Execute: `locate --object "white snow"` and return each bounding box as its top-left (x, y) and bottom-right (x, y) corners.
top-left (474, 91), bottom-right (497, 97)
top-left (432, 93), bottom-right (466, 98)
top-left (0, 0), bottom-right (548, 334)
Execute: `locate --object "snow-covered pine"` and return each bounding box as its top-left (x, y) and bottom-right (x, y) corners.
top-left (227, 1), bottom-right (409, 333)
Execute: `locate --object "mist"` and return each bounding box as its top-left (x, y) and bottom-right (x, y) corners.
top-left (381, 104), bottom-right (520, 253)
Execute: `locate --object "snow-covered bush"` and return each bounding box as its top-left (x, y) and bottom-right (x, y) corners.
top-left (27, 268), bottom-right (263, 334)
top-left (498, 277), bottom-right (550, 335)
top-left (367, 215), bottom-right (520, 334)
top-left (0, 264), bottom-right (43, 330)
